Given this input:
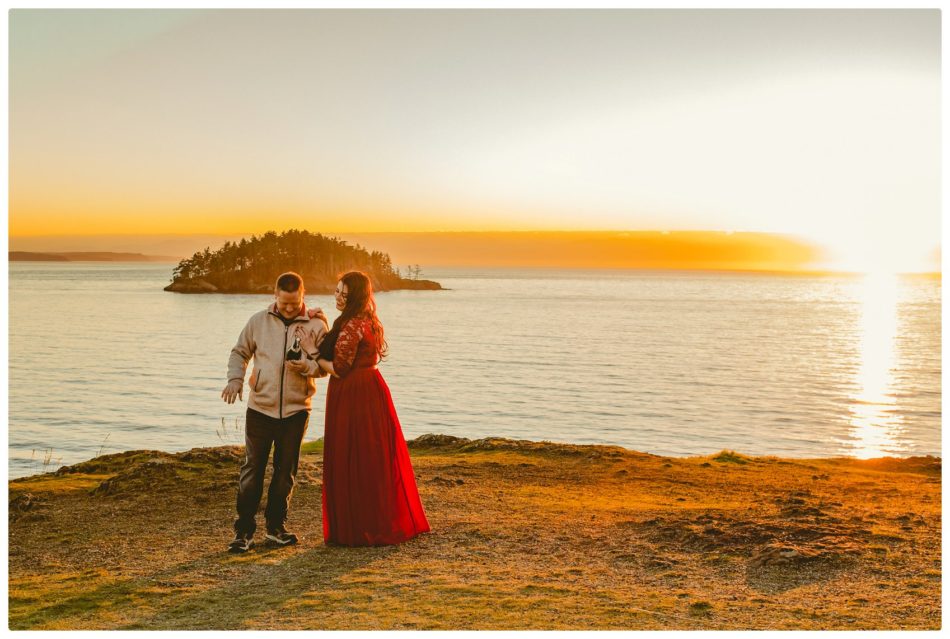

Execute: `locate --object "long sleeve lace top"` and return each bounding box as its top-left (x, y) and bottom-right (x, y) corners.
top-left (333, 316), bottom-right (379, 377)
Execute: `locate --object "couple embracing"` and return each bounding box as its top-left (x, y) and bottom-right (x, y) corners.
top-left (221, 271), bottom-right (430, 552)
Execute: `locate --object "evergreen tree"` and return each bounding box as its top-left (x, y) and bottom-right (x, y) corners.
top-left (167, 229), bottom-right (427, 292)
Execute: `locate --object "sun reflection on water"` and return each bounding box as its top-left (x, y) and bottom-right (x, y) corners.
top-left (844, 272), bottom-right (907, 458)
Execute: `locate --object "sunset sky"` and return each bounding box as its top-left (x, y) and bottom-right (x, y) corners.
top-left (8, 9), bottom-right (941, 272)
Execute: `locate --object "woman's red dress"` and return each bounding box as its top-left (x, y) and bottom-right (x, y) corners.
top-left (321, 316), bottom-right (431, 546)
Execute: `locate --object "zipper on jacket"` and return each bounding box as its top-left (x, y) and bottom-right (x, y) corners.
top-left (279, 324), bottom-right (288, 419)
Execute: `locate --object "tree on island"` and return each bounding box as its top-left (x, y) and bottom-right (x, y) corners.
top-left (165, 229), bottom-right (441, 293)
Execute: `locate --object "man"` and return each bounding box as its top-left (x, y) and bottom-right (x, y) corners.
top-left (221, 271), bottom-right (328, 553)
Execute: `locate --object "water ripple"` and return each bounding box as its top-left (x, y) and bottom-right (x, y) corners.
top-left (8, 263), bottom-right (942, 477)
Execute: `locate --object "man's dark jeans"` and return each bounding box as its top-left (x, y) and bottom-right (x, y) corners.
top-left (234, 407), bottom-right (309, 536)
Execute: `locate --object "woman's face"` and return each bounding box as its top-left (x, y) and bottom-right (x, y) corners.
top-left (334, 281), bottom-right (348, 311)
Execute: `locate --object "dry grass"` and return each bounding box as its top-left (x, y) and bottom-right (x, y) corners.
top-left (7, 435), bottom-right (941, 630)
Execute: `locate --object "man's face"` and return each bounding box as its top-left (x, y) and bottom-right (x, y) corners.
top-left (275, 288), bottom-right (304, 319)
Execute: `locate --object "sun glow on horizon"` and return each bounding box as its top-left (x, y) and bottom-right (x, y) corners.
top-left (808, 232), bottom-right (939, 276)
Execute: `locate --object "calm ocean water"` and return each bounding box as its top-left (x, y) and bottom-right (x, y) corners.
top-left (8, 262), bottom-right (941, 478)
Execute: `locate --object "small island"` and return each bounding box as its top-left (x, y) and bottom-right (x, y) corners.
top-left (164, 230), bottom-right (442, 294)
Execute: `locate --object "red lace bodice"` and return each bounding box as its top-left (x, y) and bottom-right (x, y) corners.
top-left (333, 317), bottom-right (380, 377)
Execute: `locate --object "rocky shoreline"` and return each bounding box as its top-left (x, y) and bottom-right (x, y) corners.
top-left (8, 435), bottom-right (941, 630)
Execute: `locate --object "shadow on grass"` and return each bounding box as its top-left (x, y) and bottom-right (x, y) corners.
top-left (9, 554), bottom-right (215, 629)
top-left (120, 543), bottom-right (395, 630)
top-left (9, 542), bottom-right (393, 630)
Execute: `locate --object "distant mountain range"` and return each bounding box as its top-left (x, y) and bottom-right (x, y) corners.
top-left (9, 251), bottom-right (179, 262)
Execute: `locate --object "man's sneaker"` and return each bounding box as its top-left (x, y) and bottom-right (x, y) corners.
top-left (228, 532), bottom-right (254, 553)
top-left (265, 526), bottom-right (299, 546)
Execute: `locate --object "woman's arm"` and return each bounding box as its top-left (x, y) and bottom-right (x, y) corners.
top-left (330, 319), bottom-right (363, 377)
top-left (317, 358), bottom-right (338, 378)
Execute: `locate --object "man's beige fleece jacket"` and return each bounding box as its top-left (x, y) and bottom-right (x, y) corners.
top-left (227, 303), bottom-right (329, 419)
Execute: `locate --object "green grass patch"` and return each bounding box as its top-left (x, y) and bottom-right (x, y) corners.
top-left (11, 473), bottom-right (114, 494)
top-left (9, 574), bottom-right (140, 629)
top-left (300, 439), bottom-right (324, 455)
top-left (711, 450), bottom-right (750, 465)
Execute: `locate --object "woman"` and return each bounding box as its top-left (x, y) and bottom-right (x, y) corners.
top-left (296, 271), bottom-right (430, 546)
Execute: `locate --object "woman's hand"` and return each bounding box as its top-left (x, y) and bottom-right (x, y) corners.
top-left (318, 358), bottom-right (340, 378)
top-left (295, 326), bottom-right (321, 356)
top-left (307, 307), bottom-right (327, 323)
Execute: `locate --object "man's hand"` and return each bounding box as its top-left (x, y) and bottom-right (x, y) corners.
top-left (286, 359), bottom-right (309, 375)
top-left (221, 380), bottom-right (243, 404)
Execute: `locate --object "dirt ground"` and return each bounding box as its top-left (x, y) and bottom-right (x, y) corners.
top-left (7, 434), bottom-right (942, 630)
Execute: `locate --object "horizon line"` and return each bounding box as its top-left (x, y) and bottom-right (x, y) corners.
top-left (8, 251), bottom-right (941, 278)
top-left (8, 229), bottom-right (824, 238)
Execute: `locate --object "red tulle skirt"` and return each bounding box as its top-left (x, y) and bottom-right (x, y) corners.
top-left (322, 367), bottom-right (431, 546)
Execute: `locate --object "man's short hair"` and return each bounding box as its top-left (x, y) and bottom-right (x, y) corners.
top-left (276, 272), bottom-right (304, 293)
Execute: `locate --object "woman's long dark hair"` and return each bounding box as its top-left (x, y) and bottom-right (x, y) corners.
top-left (318, 271), bottom-right (388, 362)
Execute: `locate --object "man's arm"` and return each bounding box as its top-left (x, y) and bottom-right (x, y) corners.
top-left (288, 355), bottom-right (327, 378)
top-left (222, 318), bottom-right (255, 403)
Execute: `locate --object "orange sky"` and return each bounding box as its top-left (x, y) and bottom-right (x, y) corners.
top-left (8, 10), bottom-right (941, 274)
top-left (8, 230), bottom-right (837, 273)
top-left (340, 231), bottom-right (825, 272)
